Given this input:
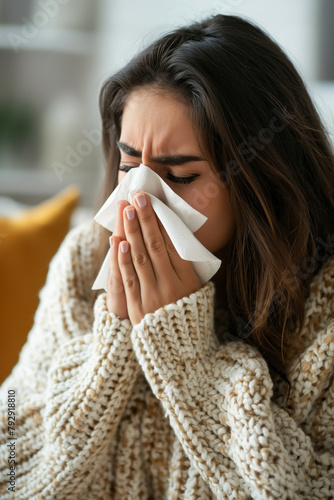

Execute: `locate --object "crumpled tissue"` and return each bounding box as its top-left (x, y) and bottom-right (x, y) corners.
top-left (92, 163), bottom-right (222, 291)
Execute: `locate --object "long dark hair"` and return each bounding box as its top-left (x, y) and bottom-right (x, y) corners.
top-left (91, 14), bottom-right (334, 378)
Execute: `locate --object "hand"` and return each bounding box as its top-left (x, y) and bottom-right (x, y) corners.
top-left (106, 199), bottom-right (131, 320)
top-left (114, 192), bottom-right (202, 326)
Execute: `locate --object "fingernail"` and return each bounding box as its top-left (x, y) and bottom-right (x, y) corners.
top-left (109, 236), bottom-right (113, 247)
top-left (120, 241), bottom-right (129, 253)
top-left (135, 194), bottom-right (147, 207)
top-left (126, 207), bottom-right (135, 220)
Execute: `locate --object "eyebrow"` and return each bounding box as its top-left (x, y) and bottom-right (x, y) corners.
top-left (117, 141), bottom-right (205, 166)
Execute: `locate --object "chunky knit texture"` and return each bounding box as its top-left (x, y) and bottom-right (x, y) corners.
top-left (0, 218), bottom-right (334, 499)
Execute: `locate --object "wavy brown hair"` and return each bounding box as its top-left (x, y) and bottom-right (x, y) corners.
top-left (90, 14), bottom-right (334, 378)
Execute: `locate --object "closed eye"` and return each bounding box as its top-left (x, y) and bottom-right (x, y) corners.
top-left (119, 165), bottom-right (199, 184)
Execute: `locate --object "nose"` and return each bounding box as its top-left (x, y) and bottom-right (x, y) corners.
top-left (140, 145), bottom-right (165, 176)
top-left (140, 156), bottom-right (163, 177)
top-left (141, 145), bottom-right (159, 170)
top-left (141, 149), bottom-right (152, 169)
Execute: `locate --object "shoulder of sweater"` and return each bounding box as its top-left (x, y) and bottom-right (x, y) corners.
top-left (311, 249), bottom-right (334, 287)
top-left (305, 251), bottom-right (334, 314)
top-left (295, 251), bottom-right (334, 351)
top-left (50, 218), bottom-right (100, 266)
top-left (62, 217), bottom-right (100, 253)
top-left (43, 218), bottom-right (102, 303)
top-left (212, 252), bottom-right (334, 365)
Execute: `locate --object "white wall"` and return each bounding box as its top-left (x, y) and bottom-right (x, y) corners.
top-left (96, 0), bottom-right (320, 86)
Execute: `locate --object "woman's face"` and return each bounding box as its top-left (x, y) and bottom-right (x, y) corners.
top-left (117, 87), bottom-right (236, 259)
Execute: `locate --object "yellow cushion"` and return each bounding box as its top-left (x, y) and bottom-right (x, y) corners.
top-left (0, 186), bottom-right (80, 384)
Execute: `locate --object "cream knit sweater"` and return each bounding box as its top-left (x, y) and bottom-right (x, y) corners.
top-left (0, 219), bottom-right (334, 500)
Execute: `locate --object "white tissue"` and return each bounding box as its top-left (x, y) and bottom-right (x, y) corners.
top-left (92, 164), bottom-right (221, 291)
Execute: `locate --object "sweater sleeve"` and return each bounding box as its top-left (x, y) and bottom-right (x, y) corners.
top-left (130, 281), bottom-right (334, 500)
top-left (0, 220), bottom-right (139, 499)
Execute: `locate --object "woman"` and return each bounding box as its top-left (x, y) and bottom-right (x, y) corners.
top-left (1, 13), bottom-right (334, 499)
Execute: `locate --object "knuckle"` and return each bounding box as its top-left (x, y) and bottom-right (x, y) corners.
top-left (124, 275), bottom-right (136, 290)
top-left (125, 224), bottom-right (138, 236)
top-left (134, 252), bottom-right (148, 268)
top-left (147, 236), bottom-right (164, 253)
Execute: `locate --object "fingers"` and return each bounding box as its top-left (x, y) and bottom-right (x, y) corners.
top-left (108, 236), bottom-right (124, 293)
top-left (131, 193), bottom-right (192, 281)
top-left (117, 239), bottom-right (137, 285)
top-left (114, 193), bottom-right (202, 324)
top-left (113, 199), bottom-right (130, 240)
top-left (122, 203), bottom-right (157, 285)
top-left (125, 194), bottom-right (175, 283)
top-left (107, 235), bottom-right (128, 318)
top-left (106, 198), bottom-right (132, 320)
top-left (156, 216), bottom-right (194, 280)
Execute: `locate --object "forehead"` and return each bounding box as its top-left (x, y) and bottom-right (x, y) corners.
top-left (120, 87), bottom-right (203, 154)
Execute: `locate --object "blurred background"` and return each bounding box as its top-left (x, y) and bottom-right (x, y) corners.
top-left (0, 0), bottom-right (334, 219)
top-left (0, 0), bottom-right (334, 383)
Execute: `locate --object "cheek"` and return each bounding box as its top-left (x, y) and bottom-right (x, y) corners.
top-left (193, 188), bottom-right (236, 254)
top-left (184, 174), bottom-right (226, 214)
